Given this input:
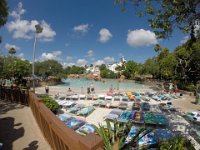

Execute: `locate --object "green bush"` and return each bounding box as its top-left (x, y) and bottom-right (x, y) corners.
top-left (178, 82), bottom-right (195, 92)
top-left (158, 135), bottom-right (195, 150)
top-left (41, 95), bottom-right (60, 112)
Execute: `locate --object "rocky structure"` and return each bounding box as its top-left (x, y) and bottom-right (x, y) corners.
top-left (119, 75), bottom-right (125, 82)
top-left (86, 73), bottom-right (101, 81)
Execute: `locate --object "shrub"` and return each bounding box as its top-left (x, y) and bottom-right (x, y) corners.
top-left (41, 95), bottom-right (60, 112)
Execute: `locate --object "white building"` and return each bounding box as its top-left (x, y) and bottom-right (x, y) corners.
top-left (86, 66), bottom-right (100, 74)
top-left (86, 57), bottom-right (127, 74)
top-left (107, 56), bottom-right (126, 73)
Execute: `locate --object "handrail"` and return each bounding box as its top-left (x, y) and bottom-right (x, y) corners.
top-left (0, 86), bottom-right (103, 150)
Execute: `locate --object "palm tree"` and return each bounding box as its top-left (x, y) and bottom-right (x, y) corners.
top-left (154, 44), bottom-right (162, 53)
top-left (8, 47), bottom-right (16, 55)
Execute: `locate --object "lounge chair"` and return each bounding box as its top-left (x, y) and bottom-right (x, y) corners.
top-left (66, 95), bottom-right (72, 100)
top-left (132, 102), bottom-right (141, 111)
top-left (55, 100), bottom-right (67, 106)
top-left (65, 118), bottom-right (85, 130)
top-left (119, 111), bottom-right (132, 122)
top-left (105, 96), bottom-right (112, 101)
top-left (57, 114), bottom-right (73, 122)
top-left (118, 102), bottom-right (128, 110)
top-left (155, 129), bottom-right (174, 142)
top-left (58, 96), bottom-right (66, 100)
top-left (69, 104), bottom-right (85, 113)
top-left (139, 131), bottom-right (156, 149)
top-left (71, 94), bottom-right (79, 100)
top-left (92, 95), bottom-right (98, 100)
top-left (96, 99), bottom-right (106, 107)
top-left (184, 112), bottom-right (200, 124)
top-left (141, 102), bottom-right (150, 111)
top-left (62, 101), bottom-right (76, 108)
top-left (79, 94), bottom-right (86, 100)
top-left (104, 109), bottom-right (123, 121)
top-left (154, 113), bottom-right (169, 126)
top-left (77, 106), bottom-right (94, 116)
top-left (87, 95), bottom-right (93, 100)
top-left (122, 96), bottom-right (129, 101)
top-left (131, 111), bottom-right (144, 124)
top-left (125, 126), bottom-right (139, 144)
top-left (76, 124), bottom-right (96, 136)
top-left (110, 98), bottom-right (120, 108)
top-left (98, 94), bottom-right (105, 100)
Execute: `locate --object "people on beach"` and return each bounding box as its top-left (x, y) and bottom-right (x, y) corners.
top-left (169, 82), bottom-right (173, 93)
top-left (45, 84), bottom-right (49, 94)
top-left (90, 83), bottom-right (95, 94)
top-left (109, 84), bottom-right (113, 92)
top-left (87, 87), bottom-right (90, 94)
top-left (68, 88), bottom-right (72, 92)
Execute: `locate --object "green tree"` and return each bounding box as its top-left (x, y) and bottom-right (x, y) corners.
top-left (123, 61), bottom-right (138, 79)
top-left (160, 53), bottom-right (177, 80)
top-left (141, 58), bottom-right (159, 78)
top-left (0, 0), bottom-right (8, 28)
top-left (174, 35), bottom-right (200, 85)
top-left (116, 0), bottom-right (200, 39)
top-left (99, 64), bottom-right (107, 71)
top-left (35, 60), bottom-right (64, 77)
top-left (64, 65), bottom-right (85, 75)
top-left (1, 56), bottom-right (31, 85)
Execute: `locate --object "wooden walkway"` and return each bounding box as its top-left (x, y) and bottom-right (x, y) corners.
top-left (0, 100), bottom-right (51, 150)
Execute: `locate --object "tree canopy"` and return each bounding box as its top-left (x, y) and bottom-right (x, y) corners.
top-left (0, 0), bottom-right (8, 28)
top-left (116, 0), bottom-right (200, 39)
top-left (35, 60), bottom-right (64, 77)
top-left (64, 65), bottom-right (85, 75)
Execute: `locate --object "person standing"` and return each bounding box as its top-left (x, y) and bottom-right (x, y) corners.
top-left (90, 83), bottom-right (95, 94)
top-left (169, 82), bottom-right (173, 93)
top-left (87, 87), bottom-right (90, 94)
top-left (45, 84), bottom-right (49, 94)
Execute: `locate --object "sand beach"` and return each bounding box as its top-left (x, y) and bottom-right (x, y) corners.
top-left (35, 84), bottom-right (200, 149)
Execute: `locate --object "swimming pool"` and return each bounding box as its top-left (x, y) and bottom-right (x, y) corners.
top-left (56, 78), bottom-right (149, 93)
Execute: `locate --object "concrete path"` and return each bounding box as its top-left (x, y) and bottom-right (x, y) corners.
top-left (0, 100), bottom-right (51, 150)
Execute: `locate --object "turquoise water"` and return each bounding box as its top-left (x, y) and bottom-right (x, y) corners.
top-left (56, 78), bottom-right (149, 92)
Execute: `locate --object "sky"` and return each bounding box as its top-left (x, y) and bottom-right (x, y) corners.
top-left (0, 0), bottom-right (189, 67)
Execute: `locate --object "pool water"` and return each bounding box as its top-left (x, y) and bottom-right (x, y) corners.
top-left (56, 78), bottom-right (149, 93)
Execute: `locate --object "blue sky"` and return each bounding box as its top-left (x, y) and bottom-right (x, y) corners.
top-left (0, 0), bottom-right (188, 67)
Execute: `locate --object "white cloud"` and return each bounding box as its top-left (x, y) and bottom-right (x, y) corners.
top-left (17, 53), bottom-right (25, 60)
top-left (87, 50), bottom-right (94, 57)
top-left (62, 62), bottom-right (75, 68)
top-left (66, 56), bottom-right (73, 62)
top-left (93, 56), bottom-right (115, 66)
top-left (127, 29), bottom-right (157, 47)
top-left (103, 56), bottom-right (115, 64)
top-left (40, 51), bottom-right (62, 61)
top-left (93, 60), bottom-right (104, 66)
top-left (10, 2), bottom-right (26, 20)
top-left (76, 59), bottom-right (87, 66)
top-left (5, 43), bottom-right (20, 50)
top-left (180, 35), bottom-right (190, 44)
top-left (73, 24), bottom-right (90, 33)
top-left (99, 28), bottom-right (112, 43)
top-left (38, 20), bottom-right (56, 41)
top-left (7, 2), bottom-right (56, 41)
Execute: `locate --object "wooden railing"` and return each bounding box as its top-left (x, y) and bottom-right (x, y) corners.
top-left (0, 86), bottom-right (103, 150)
top-left (0, 86), bottom-right (29, 105)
